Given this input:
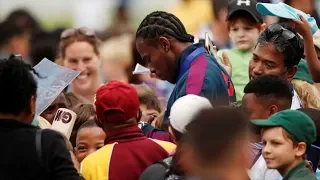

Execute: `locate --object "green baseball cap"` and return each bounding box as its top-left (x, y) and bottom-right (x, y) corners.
top-left (252, 110), bottom-right (317, 147)
top-left (293, 59), bottom-right (314, 84)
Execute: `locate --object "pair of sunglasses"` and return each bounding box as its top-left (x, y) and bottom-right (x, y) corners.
top-left (267, 24), bottom-right (297, 41)
top-left (267, 24), bottom-right (304, 55)
top-left (60, 27), bottom-right (96, 39)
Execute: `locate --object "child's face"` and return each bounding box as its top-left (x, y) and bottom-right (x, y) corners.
top-left (261, 127), bottom-right (300, 171)
top-left (229, 19), bottom-right (260, 51)
top-left (242, 93), bottom-right (274, 120)
top-left (75, 127), bottom-right (106, 162)
top-left (139, 104), bottom-right (160, 123)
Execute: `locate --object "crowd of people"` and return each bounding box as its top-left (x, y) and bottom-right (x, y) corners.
top-left (1, 0), bottom-right (320, 179)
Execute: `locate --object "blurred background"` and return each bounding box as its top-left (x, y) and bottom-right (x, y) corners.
top-left (0, 0), bottom-right (319, 101)
top-left (0, 0), bottom-right (181, 31)
top-left (0, 0), bottom-right (217, 103)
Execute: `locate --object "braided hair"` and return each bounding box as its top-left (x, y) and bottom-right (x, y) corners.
top-left (136, 11), bottom-right (194, 43)
top-left (0, 55), bottom-right (39, 114)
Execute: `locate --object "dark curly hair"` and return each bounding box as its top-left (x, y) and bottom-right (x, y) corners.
top-left (0, 55), bottom-right (38, 114)
top-left (244, 74), bottom-right (292, 109)
top-left (257, 23), bottom-right (304, 68)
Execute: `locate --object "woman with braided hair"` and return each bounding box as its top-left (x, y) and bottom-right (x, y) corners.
top-left (136, 11), bottom-right (236, 119)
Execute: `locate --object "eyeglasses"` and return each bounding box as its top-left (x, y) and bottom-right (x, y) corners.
top-left (60, 27), bottom-right (96, 39)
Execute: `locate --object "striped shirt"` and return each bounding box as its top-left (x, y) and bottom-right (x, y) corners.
top-left (165, 43), bottom-right (236, 119)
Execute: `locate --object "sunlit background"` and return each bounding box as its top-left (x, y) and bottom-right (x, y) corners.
top-left (0, 0), bottom-right (181, 31)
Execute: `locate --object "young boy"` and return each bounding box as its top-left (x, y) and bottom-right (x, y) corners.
top-left (217, 0), bottom-right (266, 103)
top-left (251, 110), bottom-right (317, 179)
top-left (74, 119), bottom-right (106, 163)
top-left (132, 84), bottom-right (162, 124)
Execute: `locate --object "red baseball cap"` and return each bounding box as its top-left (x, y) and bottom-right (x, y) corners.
top-left (95, 80), bottom-right (140, 123)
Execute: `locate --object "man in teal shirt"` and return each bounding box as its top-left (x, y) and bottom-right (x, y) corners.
top-left (135, 11), bottom-right (236, 119)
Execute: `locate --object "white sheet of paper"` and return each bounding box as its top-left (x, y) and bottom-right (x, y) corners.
top-left (132, 63), bottom-right (151, 75)
top-left (33, 58), bottom-right (80, 117)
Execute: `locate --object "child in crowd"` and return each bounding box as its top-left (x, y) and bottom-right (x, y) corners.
top-left (132, 84), bottom-right (171, 142)
top-left (74, 119), bottom-right (106, 163)
top-left (217, 0), bottom-right (266, 103)
top-left (70, 103), bottom-right (96, 147)
top-left (252, 110), bottom-right (317, 179)
top-left (133, 84), bottom-right (162, 124)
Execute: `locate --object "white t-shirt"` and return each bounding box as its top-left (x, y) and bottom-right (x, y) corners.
top-left (291, 89), bottom-right (302, 110)
top-left (250, 155), bottom-right (282, 180)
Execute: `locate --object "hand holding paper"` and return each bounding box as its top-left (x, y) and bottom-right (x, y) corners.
top-left (50, 108), bottom-right (77, 139)
top-left (33, 58), bottom-right (80, 117)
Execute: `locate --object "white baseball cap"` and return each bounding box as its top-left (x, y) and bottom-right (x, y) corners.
top-left (169, 94), bottom-right (212, 134)
top-left (256, 2), bottom-right (318, 35)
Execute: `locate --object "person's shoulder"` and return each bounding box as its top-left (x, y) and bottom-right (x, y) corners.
top-left (293, 173), bottom-right (317, 180)
top-left (139, 162), bottom-right (168, 180)
top-left (41, 129), bottom-right (63, 139)
top-left (80, 146), bottom-right (112, 180)
top-left (285, 165), bottom-right (318, 180)
top-left (297, 167), bottom-right (318, 180)
top-left (202, 57), bottom-right (226, 77)
top-left (146, 129), bottom-right (172, 142)
top-left (80, 143), bottom-right (116, 178)
top-left (149, 139), bottom-right (176, 154)
top-left (150, 139), bottom-right (175, 147)
top-left (84, 144), bottom-right (115, 163)
top-left (40, 129), bottom-right (68, 150)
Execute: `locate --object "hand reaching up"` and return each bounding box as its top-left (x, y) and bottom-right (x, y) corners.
top-left (218, 51), bottom-right (232, 77)
top-left (291, 14), bottom-right (320, 82)
top-left (291, 14), bottom-right (313, 38)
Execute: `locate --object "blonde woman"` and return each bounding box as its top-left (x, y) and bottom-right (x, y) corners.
top-left (293, 60), bottom-right (320, 109)
top-left (292, 79), bottom-right (320, 109)
top-left (58, 27), bottom-right (102, 103)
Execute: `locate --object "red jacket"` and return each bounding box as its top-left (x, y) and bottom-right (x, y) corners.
top-left (81, 125), bottom-right (176, 180)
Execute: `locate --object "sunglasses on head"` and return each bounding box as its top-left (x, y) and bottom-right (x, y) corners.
top-left (267, 24), bottom-right (297, 41)
top-left (60, 27), bottom-right (96, 39)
